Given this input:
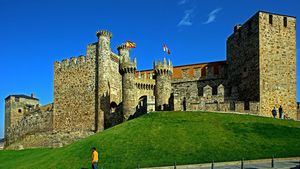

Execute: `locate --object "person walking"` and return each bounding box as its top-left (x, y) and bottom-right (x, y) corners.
top-left (279, 105), bottom-right (283, 119)
top-left (272, 107), bottom-right (277, 118)
top-left (91, 147), bottom-right (99, 169)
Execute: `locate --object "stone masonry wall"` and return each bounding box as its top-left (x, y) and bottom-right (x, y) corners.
top-left (172, 77), bottom-right (226, 111)
top-left (259, 12), bottom-right (297, 119)
top-left (5, 96), bottom-right (39, 138)
top-left (53, 44), bottom-right (97, 132)
top-left (226, 13), bottom-right (260, 102)
top-left (6, 108), bottom-right (53, 146)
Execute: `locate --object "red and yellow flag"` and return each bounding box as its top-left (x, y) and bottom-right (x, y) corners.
top-left (125, 41), bottom-right (136, 48)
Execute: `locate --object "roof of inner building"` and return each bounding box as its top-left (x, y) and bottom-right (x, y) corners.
top-left (5, 94), bottom-right (39, 101)
top-left (136, 60), bottom-right (227, 79)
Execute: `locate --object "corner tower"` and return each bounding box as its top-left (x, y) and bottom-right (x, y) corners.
top-left (154, 58), bottom-right (173, 111)
top-left (4, 94), bottom-right (39, 138)
top-left (227, 11), bottom-right (297, 119)
top-left (258, 12), bottom-right (296, 118)
top-left (119, 44), bottom-right (137, 120)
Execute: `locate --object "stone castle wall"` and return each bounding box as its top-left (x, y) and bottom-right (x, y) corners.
top-left (226, 13), bottom-right (260, 102)
top-left (259, 12), bottom-right (297, 118)
top-left (5, 96), bottom-right (39, 138)
top-left (171, 61), bottom-right (227, 111)
top-left (5, 105), bottom-right (53, 146)
top-left (4, 11), bottom-right (298, 149)
top-left (53, 44), bottom-right (97, 132)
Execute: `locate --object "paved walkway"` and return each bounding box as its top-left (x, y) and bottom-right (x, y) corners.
top-left (143, 157), bottom-right (300, 169)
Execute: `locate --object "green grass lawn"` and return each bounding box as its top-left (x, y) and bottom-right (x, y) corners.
top-left (1, 111), bottom-right (300, 169)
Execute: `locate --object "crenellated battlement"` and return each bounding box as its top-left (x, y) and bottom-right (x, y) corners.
top-left (119, 57), bottom-right (137, 74)
top-left (135, 77), bottom-right (155, 90)
top-left (96, 30), bottom-right (112, 39)
top-left (154, 58), bottom-right (173, 75)
top-left (117, 44), bottom-right (127, 50)
top-left (54, 55), bottom-right (92, 71)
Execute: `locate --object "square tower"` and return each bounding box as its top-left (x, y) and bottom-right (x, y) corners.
top-left (227, 11), bottom-right (297, 118)
top-left (4, 94), bottom-right (39, 137)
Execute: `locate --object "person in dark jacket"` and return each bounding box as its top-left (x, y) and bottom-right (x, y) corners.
top-left (279, 105), bottom-right (283, 119)
top-left (272, 107), bottom-right (277, 118)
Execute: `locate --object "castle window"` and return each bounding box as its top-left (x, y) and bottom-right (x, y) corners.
top-left (201, 67), bottom-right (207, 77)
top-left (194, 68), bottom-right (201, 77)
top-left (269, 15), bottom-right (273, 24)
top-left (182, 68), bottom-right (189, 78)
top-left (284, 17), bottom-right (287, 27)
top-left (213, 66), bottom-right (219, 75)
top-left (212, 86), bottom-right (218, 95)
top-left (244, 67), bottom-right (247, 72)
top-left (15, 97), bottom-right (19, 102)
top-left (18, 109), bottom-right (22, 113)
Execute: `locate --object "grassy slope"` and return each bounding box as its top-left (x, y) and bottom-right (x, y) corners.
top-left (0, 111), bottom-right (300, 169)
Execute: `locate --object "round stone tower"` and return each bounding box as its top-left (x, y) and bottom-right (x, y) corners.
top-left (118, 44), bottom-right (137, 120)
top-left (96, 30), bottom-right (112, 131)
top-left (154, 58), bottom-right (173, 111)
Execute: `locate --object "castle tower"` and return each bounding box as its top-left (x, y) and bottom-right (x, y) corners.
top-left (154, 58), bottom-right (173, 111)
top-left (119, 44), bottom-right (137, 120)
top-left (227, 11), bottom-right (296, 119)
top-left (96, 30), bottom-right (112, 131)
top-left (4, 94), bottom-right (39, 138)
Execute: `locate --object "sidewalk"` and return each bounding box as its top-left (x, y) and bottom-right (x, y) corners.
top-left (142, 157), bottom-right (300, 169)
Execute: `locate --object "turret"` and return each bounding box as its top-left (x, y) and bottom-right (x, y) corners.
top-left (154, 58), bottom-right (173, 111)
top-left (95, 30), bottom-right (113, 132)
top-left (119, 45), bottom-right (137, 120)
top-left (117, 44), bottom-right (130, 61)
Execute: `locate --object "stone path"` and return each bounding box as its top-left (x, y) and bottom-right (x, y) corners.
top-left (142, 157), bottom-right (300, 169)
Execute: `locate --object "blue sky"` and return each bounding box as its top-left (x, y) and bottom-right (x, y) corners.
top-left (0, 0), bottom-right (299, 138)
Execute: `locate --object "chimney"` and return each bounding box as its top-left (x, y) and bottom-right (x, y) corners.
top-left (31, 93), bottom-right (35, 98)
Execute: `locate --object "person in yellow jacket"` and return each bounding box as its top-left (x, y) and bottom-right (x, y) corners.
top-left (91, 147), bottom-right (99, 169)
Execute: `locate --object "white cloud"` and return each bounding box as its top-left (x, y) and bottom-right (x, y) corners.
top-left (178, 9), bottom-right (194, 26)
top-left (178, 0), bottom-right (188, 5)
top-left (203, 8), bottom-right (222, 24)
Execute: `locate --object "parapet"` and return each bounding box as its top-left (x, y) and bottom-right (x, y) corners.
top-left (96, 30), bottom-right (112, 39)
top-left (119, 57), bottom-right (137, 74)
top-left (117, 43), bottom-right (127, 50)
top-left (54, 55), bottom-right (88, 71)
top-left (117, 43), bottom-right (130, 58)
top-left (154, 58), bottom-right (173, 75)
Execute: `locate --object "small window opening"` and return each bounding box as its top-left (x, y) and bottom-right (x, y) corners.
top-left (18, 109), bottom-right (22, 113)
top-left (213, 66), bottom-right (219, 75)
top-left (269, 15), bottom-right (273, 24)
top-left (284, 17), bottom-right (287, 27)
top-left (201, 67), bottom-right (206, 77)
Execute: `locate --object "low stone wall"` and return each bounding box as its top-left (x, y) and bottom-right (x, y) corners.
top-left (201, 101), bottom-right (259, 115)
top-left (5, 130), bottom-right (94, 150)
top-left (5, 109), bottom-right (53, 146)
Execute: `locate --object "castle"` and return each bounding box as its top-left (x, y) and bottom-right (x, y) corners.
top-left (4, 11), bottom-right (298, 149)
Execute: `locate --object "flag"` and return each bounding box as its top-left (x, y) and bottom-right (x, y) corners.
top-left (163, 44), bottom-right (171, 55)
top-left (125, 41), bottom-right (136, 48)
